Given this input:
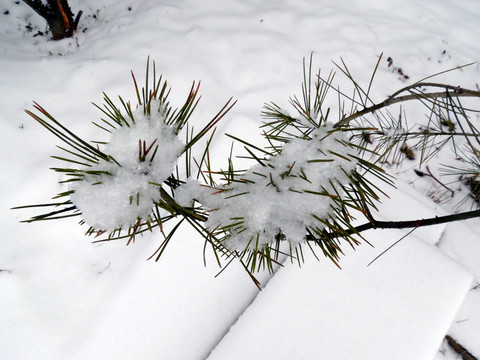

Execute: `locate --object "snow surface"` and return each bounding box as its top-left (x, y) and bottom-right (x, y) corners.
top-left (1, 0), bottom-right (480, 359)
top-left (207, 232), bottom-right (472, 360)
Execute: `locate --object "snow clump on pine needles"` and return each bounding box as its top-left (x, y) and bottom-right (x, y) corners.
top-left (176, 123), bottom-right (358, 251)
top-left (70, 101), bottom-right (184, 232)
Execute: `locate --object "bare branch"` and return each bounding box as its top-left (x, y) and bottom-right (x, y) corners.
top-left (353, 209), bottom-right (480, 233)
top-left (336, 83), bottom-right (480, 127)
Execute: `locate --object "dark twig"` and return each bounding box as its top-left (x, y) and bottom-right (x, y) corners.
top-left (353, 209), bottom-right (480, 233)
top-left (415, 166), bottom-right (455, 197)
top-left (445, 335), bottom-right (478, 360)
top-left (307, 209), bottom-right (480, 241)
top-left (335, 83), bottom-right (480, 127)
top-left (367, 228), bottom-right (417, 266)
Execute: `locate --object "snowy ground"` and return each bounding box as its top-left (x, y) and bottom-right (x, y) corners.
top-left (1, 0), bottom-right (480, 359)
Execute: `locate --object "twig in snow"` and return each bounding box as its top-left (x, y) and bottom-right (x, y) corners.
top-left (414, 166), bottom-right (455, 197)
top-left (445, 335), bottom-right (478, 360)
top-left (97, 262), bottom-right (111, 275)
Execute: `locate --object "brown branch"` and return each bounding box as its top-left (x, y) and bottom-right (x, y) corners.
top-left (306, 209), bottom-right (480, 241)
top-left (445, 335), bottom-right (478, 360)
top-left (353, 209), bottom-right (480, 233)
top-left (336, 83), bottom-right (480, 127)
top-left (56, 0), bottom-right (71, 31)
top-left (414, 166), bottom-right (455, 197)
top-left (388, 82), bottom-right (480, 102)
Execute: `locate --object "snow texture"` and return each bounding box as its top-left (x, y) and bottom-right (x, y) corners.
top-left (207, 232), bottom-right (473, 360)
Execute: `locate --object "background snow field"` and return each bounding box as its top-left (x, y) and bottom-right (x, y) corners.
top-left (1, 0), bottom-right (480, 359)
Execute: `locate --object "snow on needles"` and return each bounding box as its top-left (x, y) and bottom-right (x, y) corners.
top-left (70, 101), bottom-right (184, 232)
top-left (177, 123), bottom-right (358, 251)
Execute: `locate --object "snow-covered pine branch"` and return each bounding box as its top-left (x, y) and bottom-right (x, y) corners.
top-left (14, 55), bottom-right (480, 280)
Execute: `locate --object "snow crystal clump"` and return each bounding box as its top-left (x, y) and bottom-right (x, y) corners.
top-left (70, 102), bottom-right (184, 232)
top-left (177, 124), bottom-right (358, 251)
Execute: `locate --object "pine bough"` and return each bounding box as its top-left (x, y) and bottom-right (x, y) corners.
top-left (14, 55), bottom-right (480, 284)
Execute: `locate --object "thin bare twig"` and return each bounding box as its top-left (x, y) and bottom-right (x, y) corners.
top-left (336, 83), bottom-right (480, 127)
top-left (415, 166), bottom-right (455, 197)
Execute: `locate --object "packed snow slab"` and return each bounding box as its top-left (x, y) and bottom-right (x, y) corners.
top-left (207, 233), bottom-right (473, 360)
top-left (437, 219), bottom-right (480, 358)
top-left (0, 222), bottom-right (268, 360)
